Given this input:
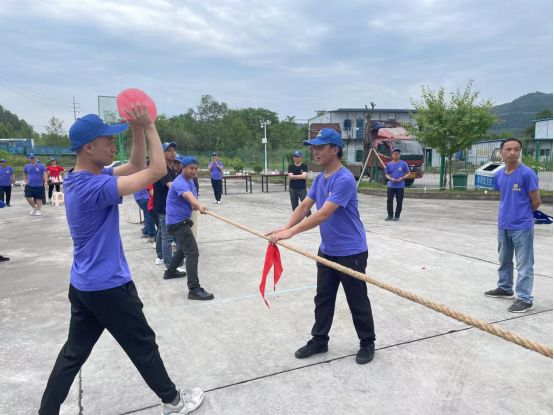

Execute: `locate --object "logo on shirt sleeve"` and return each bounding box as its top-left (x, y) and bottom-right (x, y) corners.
top-left (328, 191), bottom-right (332, 196)
top-left (513, 184), bottom-right (521, 192)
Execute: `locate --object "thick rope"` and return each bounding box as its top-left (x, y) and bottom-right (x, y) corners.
top-left (206, 211), bottom-right (553, 359)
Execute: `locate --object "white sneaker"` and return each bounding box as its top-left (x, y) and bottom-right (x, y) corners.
top-left (155, 258), bottom-right (164, 265)
top-left (153, 242), bottom-right (157, 248)
top-left (217, 201), bottom-right (221, 204)
top-left (177, 267), bottom-right (186, 273)
top-left (47, 198), bottom-right (51, 203)
top-left (161, 387), bottom-right (204, 414)
top-left (30, 208), bottom-right (36, 215)
top-left (213, 200), bottom-right (218, 204)
top-left (34, 210), bottom-right (42, 216)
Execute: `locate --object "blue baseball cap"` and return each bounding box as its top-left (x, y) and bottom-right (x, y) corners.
top-left (50, 158), bottom-right (56, 161)
top-left (182, 156), bottom-right (199, 167)
top-left (303, 128), bottom-right (343, 148)
top-left (162, 142), bottom-right (177, 151)
top-left (174, 153), bottom-right (184, 164)
top-left (69, 114), bottom-right (128, 152)
top-left (28, 154), bottom-right (36, 158)
top-left (212, 152), bottom-right (218, 156)
top-left (392, 148), bottom-right (401, 153)
top-left (293, 151), bottom-right (302, 157)
top-left (0, 159), bottom-right (6, 162)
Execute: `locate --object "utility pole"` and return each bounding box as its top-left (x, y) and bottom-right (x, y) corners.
top-left (72, 97), bottom-right (80, 122)
top-left (260, 120), bottom-right (271, 174)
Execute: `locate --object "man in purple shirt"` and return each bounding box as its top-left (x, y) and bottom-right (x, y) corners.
top-left (39, 106), bottom-right (204, 414)
top-left (208, 152), bottom-right (223, 204)
top-left (485, 138), bottom-right (541, 313)
top-left (267, 129), bottom-right (376, 365)
top-left (384, 148), bottom-right (411, 221)
top-left (0, 158), bottom-right (15, 207)
top-left (23, 154), bottom-right (47, 216)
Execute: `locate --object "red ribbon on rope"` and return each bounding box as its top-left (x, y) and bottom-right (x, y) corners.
top-left (260, 244), bottom-right (283, 308)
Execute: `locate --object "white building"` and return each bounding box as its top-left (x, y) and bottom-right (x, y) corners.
top-left (532, 118), bottom-right (553, 162)
top-left (308, 108), bottom-right (416, 164)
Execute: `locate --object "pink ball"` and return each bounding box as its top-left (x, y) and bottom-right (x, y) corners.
top-left (117, 88), bottom-right (157, 122)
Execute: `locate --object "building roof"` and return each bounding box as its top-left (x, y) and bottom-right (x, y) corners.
top-left (533, 118), bottom-right (553, 122)
top-left (474, 139), bottom-right (506, 144)
top-left (334, 108), bottom-right (416, 113)
top-left (532, 137), bottom-right (553, 141)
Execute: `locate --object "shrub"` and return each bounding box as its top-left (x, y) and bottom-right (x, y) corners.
top-left (253, 165), bottom-right (263, 174)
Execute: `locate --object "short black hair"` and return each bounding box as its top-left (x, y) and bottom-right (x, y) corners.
top-left (329, 144), bottom-right (343, 159)
top-left (500, 138), bottom-right (523, 149)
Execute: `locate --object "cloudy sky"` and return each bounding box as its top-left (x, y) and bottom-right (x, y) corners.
top-left (0, 0), bottom-right (552, 132)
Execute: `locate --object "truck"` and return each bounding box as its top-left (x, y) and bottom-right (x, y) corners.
top-left (308, 121), bottom-right (425, 186)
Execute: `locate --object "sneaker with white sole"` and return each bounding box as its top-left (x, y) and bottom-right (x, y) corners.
top-left (217, 201), bottom-right (221, 204)
top-left (153, 242), bottom-right (157, 248)
top-left (34, 210), bottom-right (42, 216)
top-left (30, 208), bottom-right (37, 215)
top-left (155, 258), bottom-right (164, 265)
top-left (161, 387), bottom-right (204, 414)
top-left (508, 300), bottom-right (534, 313)
top-left (177, 267), bottom-right (186, 273)
top-left (213, 201), bottom-right (218, 204)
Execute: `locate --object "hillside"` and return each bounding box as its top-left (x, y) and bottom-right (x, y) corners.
top-left (490, 92), bottom-right (553, 136)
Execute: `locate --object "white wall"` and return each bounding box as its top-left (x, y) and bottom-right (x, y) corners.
top-left (535, 120), bottom-right (553, 139)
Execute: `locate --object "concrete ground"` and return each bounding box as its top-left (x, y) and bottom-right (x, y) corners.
top-left (0, 178), bottom-right (552, 415)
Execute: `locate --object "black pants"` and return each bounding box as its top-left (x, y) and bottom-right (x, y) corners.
top-left (48, 184), bottom-right (61, 200)
top-left (289, 188), bottom-right (311, 217)
top-left (0, 185), bottom-right (11, 204)
top-left (387, 187), bottom-right (404, 218)
top-left (167, 221), bottom-right (200, 291)
top-left (211, 179), bottom-right (222, 201)
top-left (150, 210), bottom-right (159, 233)
top-left (39, 282), bottom-right (177, 414)
top-left (311, 250), bottom-right (376, 347)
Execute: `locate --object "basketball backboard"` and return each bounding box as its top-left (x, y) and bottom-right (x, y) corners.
top-left (98, 95), bottom-right (118, 124)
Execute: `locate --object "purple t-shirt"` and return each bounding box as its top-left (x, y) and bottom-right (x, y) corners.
top-left (209, 161), bottom-right (223, 180)
top-left (64, 167), bottom-right (131, 291)
top-left (24, 163), bottom-right (47, 187)
top-left (166, 174), bottom-right (197, 225)
top-left (133, 189), bottom-right (150, 201)
top-left (494, 164), bottom-right (539, 231)
top-left (0, 165), bottom-right (14, 186)
top-left (385, 160), bottom-right (410, 188)
top-left (307, 167), bottom-right (368, 256)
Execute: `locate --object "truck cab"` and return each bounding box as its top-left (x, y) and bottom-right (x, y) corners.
top-left (366, 122), bottom-right (424, 186)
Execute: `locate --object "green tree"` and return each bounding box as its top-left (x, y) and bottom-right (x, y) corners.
top-left (406, 80), bottom-right (499, 189)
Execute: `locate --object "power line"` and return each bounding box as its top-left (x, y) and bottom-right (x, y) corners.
top-left (0, 70), bottom-right (72, 106)
top-left (0, 81), bottom-right (70, 112)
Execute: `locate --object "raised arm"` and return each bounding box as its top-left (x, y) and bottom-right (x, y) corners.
top-left (113, 122), bottom-right (147, 177)
top-left (116, 103), bottom-right (166, 196)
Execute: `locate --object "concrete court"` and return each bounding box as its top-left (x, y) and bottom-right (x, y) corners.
top-left (0, 178), bottom-right (552, 415)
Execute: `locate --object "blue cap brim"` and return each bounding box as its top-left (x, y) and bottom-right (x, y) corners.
top-left (303, 139), bottom-right (327, 146)
top-left (102, 123), bottom-right (129, 136)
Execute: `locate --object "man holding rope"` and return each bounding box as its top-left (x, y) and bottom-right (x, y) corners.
top-left (267, 128), bottom-right (376, 365)
top-left (39, 106), bottom-right (203, 414)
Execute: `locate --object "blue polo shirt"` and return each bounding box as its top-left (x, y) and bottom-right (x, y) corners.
top-left (166, 174), bottom-right (197, 225)
top-left (133, 189), bottom-right (150, 201)
top-left (0, 165), bottom-right (14, 186)
top-left (307, 167), bottom-right (368, 256)
top-left (209, 161), bottom-right (223, 180)
top-left (385, 160), bottom-right (410, 188)
top-left (64, 167), bottom-right (131, 291)
top-left (494, 164), bottom-right (539, 231)
top-left (24, 163), bottom-right (47, 187)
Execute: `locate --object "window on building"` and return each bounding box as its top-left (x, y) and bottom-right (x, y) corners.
top-left (356, 150), bottom-right (363, 162)
top-left (540, 149), bottom-right (546, 156)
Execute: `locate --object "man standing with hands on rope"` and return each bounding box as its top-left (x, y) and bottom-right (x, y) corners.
top-left (165, 156), bottom-right (214, 300)
top-left (267, 128), bottom-right (376, 365)
top-left (485, 138), bottom-right (541, 313)
top-left (39, 105), bottom-right (204, 414)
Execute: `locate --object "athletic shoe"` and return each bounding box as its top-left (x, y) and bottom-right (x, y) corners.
top-left (188, 287), bottom-right (214, 301)
top-left (508, 300), bottom-right (534, 313)
top-left (163, 269), bottom-right (187, 280)
top-left (161, 387), bottom-right (204, 415)
top-left (30, 208), bottom-right (36, 215)
top-left (47, 198), bottom-right (51, 203)
top-left (356, 343), bottom-right (375, 365)
top-left (217, 201), bottom-right (221, 204)
top-left (140, 234), bottom-right (148, 239)
top-left (34, 210), bottom-right (42, 216)
top-left (213, 201), bottom-right (218, 204)
top-left (484, 287), bottom-right (515, 299)
top-left (6, 204), bottom-right (10, 207)
top-left (153, 242), bottom-right (157, 248)
top-left (385, 216), bottom-right (393, 221)
top-left (295, 340), bottom-right (328, 359)
top-left (0, 255), bottom-right (10, 262)
top-left (177, 267), bottom-right (186, 273)
top-left (393, 217), bottom-right (399, 221)
top-left (155, 258), bottom-right (164, 265)
top-left (147, 237), bottom-right (155, 243)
